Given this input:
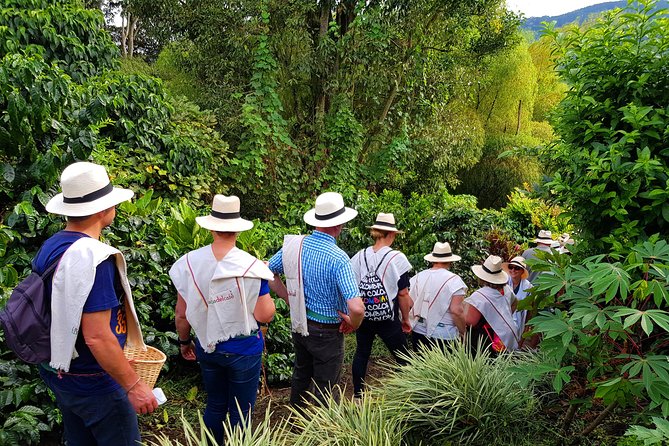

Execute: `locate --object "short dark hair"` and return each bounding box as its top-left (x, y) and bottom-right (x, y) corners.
top-left (66, 215), bottom-right (94, 223)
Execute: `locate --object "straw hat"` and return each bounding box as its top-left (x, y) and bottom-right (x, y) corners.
top-left (502, 256), bottom-right (529, 280)
top-left (534, 230), bottom-right (555, 246)
top-left (367, 213), bottom-right (403, 233)
top-left (471, 255), bottom-right (509, 285)
top-left (303, 192), bottom-right (358, 227)
top-left (46, 162), bottom-right (134, 217)
top-left (195, 195), bottom-right (253, 232)
top-left (424, 242), bottom-right (461, 263)
top-left (558, 233), bottom-right (574, 246)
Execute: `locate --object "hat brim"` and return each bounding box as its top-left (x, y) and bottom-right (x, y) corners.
top-left (534, 237), bottom-right (555, 245)
top-left (471, 265), bottom-right (508, 285)
top-left (45, 187), bottom-right (134, 217)
top-left (304, 207), bottom-right (358, 227)
top-left (367, 224), bottom-right (404, 233)
top-left (196, 215), bottom-right (254, 232)
top-left (502, 262), bottom-right (529, 280)
top-left (424, 253), bottom-right (461, 263)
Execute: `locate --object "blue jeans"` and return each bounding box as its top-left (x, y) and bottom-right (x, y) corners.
top-left (42, 379), bottom-right (140, 446)
top-left (195, 343), bottom-right (262, 445)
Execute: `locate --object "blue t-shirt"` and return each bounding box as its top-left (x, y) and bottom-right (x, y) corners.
top-left (36, 231), bottom-right (126, 395)
top-left (210, 280), bottom-right (269, 356)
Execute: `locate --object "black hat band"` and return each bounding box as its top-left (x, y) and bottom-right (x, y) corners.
top-left (63, 182), bottom-right (114, 204)
top-left (211, 210), bottom-right (241, 219)
top-left (315, 206), bottom-right (345, 221)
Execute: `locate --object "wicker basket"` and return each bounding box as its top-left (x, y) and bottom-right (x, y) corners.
top-left (124, 345), bottom-right (166, 389)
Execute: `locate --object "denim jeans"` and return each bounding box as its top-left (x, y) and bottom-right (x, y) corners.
top-left (290, 323), bottom-right (344, 407)
top-left (195, 343), bottom-right (262, 445)
top-left (352, 317), bottom-right (408, 396)
top-left (42, 379), bottom-right (140, 446)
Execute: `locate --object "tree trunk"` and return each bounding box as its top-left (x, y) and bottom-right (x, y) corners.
top-left (561, 402), bottom-right (579, 433)
top-left (128, 16), bottom-right (138, 57)
top-left (516, 99), bottom-right (522, 135)
top-left (120, 12), bottom-right (128, 56)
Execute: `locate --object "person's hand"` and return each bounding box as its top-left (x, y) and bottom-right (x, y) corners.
top-left (337, 311), bottom-right (356, 334)
top-left (127, 379), bottom-right (158, 414)
top-left (401, 319), bottom-right (412, 334)
top-left (180, 342), bottom-right (196, 361)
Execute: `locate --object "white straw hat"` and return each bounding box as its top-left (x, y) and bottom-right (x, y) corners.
top-left (471, 255), bottom-right (509, 285)
top-left (534, 230), bottom-right (555, 245)
top-left (502, 256), bottom-right (529, 280)
top-left (424, 242), bottom-right (461, 263)
top-left (367, 213), bottom-right (403, 233)
top-left (558, 233), bottom-right (575, 246)
top-left (45, 162), bottom-right (134, 217)
top-left (195, 195), bottom-right (254, 232)
top-left (303, 192), bottom-right (358, 227)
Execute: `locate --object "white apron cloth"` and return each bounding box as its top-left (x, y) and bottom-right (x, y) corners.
top-left (50, 237), bottom-right (144, 372)
top-left (169, 246), bottom-right (274, 353)
top-left (465, 286), bottom-right (520, 351)
top-left (409, 269), bottom-right (467, 339)
top-left (509, 278), bottom-right (532, 339)
top-left (350, 246), bottom-right (412, 310)
top-left (281, 235), bottom-right (309, 336)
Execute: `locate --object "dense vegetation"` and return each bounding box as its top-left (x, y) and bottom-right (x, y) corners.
top-left (0, 0), bottom-right (668, 444)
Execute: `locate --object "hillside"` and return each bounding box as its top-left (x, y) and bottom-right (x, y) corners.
top-left (522, 0), bottom-right (669, 33)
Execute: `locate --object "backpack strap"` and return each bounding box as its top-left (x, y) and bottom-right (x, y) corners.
top-left (39, 255), bottom-right (63, 279)
top-left (374, 249), bottom-right (394, 275)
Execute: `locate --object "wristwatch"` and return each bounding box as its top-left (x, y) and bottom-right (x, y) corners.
top-left (177, 336), bottom-right (192, 345)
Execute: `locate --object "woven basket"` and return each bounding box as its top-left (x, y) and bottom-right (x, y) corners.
top-left (124, 345), bottom-right (166, 389)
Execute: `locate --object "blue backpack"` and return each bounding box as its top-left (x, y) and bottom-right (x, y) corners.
top-left (0, 256), bottom-right (61, 364)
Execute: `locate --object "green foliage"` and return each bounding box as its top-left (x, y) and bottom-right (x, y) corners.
top-left (0, 0), bottom-right (119, 82)
top-left (0, 355), bottom-right (58, 446)
top-left (371, 342), bottom-right (541, 445)
top-left (626, 417), bottom-right (669, 445)
top-left (139, 0), bottom-right (522, 212)
top-left (524, 236), bottom-right (669, 429)
top-left (540, 0), bottom-right (669, 250)
top-left (502, 188), bottom-right (571, 241)
top-left (456, 134), bottom-right (543, 209)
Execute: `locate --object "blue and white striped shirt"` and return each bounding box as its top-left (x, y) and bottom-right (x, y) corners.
top-left (268, 231), bottom-right (360, 323)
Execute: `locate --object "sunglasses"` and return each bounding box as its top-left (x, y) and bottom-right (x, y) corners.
top-left (507, 265), bottom-right (524, 271)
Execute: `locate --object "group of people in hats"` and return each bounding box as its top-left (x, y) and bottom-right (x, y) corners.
top-left (32, 161), bottom-right (572, 445)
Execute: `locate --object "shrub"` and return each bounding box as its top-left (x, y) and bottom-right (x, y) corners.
top-left (524, 236), bottom-right (669, 437)
top-left (371, 341), bottom-right (540, 445)
top-left (540, 0), bottom-right (669, 251)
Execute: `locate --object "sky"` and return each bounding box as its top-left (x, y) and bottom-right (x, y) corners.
top-left (505, 0), bottom-right (612, 17)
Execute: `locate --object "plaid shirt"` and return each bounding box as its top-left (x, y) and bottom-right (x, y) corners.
top-left (268, 231), bottom-right (359, 323)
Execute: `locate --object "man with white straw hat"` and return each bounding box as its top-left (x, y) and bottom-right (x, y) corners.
top-left (522, 229), bottom-right (556, 283)
top-left (465, 255), bottom-right (520, 355)
top-left (169, 195), bottom-right (275, 444)
top-left (409, 242), bottom-right (467, 351)
top-left (349, 213), bottom-right (412, 398)
top-left (268, 192), bottom-right (365, 408)
top-left (34, 162), bottom-right (156, 446)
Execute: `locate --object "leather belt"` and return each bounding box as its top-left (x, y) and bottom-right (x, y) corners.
top-left (307, 319), bottom-right (340, 330)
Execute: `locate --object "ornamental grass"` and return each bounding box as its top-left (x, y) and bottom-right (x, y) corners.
top-left (370, 340), bottom-right (539, 445)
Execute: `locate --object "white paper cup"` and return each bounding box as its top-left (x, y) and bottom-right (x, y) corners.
top-left (152, 387), bottom-right (167, 405)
